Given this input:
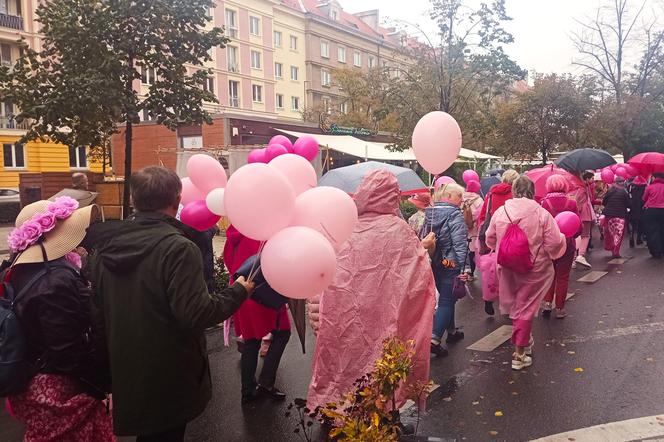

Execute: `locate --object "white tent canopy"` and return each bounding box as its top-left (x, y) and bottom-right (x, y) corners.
top-left (275, 129), bottom-right (499, 162)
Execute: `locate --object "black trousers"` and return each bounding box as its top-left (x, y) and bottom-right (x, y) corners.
top-left (629, 217), bottom-right (646, 242)
top-left (137, 425), bottom-right (187, 442)
top-left (645, 208), bottom-right (664, 257)
top-left (468, 251), bottom-right (476, 275)
top-left (240, 329), bottom-right (291, 396)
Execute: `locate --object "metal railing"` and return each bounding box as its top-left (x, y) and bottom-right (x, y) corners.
top-left (0, 13), bottom-right (23, 30)
top-left (0, 116), bottom-right (29, 130)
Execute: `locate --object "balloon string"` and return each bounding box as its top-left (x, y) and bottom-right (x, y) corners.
top-left (248, 264), bottom-right (261, 283)
top-left (247, 241), bottom-right (266, 283)
top-left (319, 222), bottom-right (338, 244)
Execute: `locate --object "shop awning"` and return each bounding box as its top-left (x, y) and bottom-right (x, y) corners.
top-left (275, 129), bottom-right (499, 162)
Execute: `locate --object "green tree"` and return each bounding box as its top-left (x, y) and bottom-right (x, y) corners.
top-left (0, 0), bottom-right (228, 215)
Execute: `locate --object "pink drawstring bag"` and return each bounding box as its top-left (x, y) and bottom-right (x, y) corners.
top-left (497, 208), bottom-right (535, 274)
top-left (477, 252), bottom-right (498, 301)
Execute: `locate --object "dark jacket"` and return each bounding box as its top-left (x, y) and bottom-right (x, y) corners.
top-left (603, 186), bottom-right (630, 219)
top-left (11, 259), bottom-right (109, 397)
top-left (86, 212), bottom-right (247, 436)
top-left (628, 182), bottom-right (646, 219)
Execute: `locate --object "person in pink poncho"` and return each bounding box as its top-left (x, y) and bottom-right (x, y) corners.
top-left (307, 170), bottom-right (436, 411)
top-left (223, 225), bottom-right (291, 404)
top-left (486, 176), bottom-right (566, 370)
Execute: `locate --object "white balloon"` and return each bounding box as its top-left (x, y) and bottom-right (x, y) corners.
top-left (205, 188), bottom-right (226, 216)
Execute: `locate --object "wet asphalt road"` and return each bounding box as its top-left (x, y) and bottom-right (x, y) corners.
top-left (2, 238), bottom-right (664, 441)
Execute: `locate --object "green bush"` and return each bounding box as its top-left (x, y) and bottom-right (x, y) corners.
top-left (400, 200), bottom-right (418, 220)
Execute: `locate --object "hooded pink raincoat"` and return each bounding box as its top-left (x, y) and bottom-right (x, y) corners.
top-left (485, 198), bottom-right (566, 321)
top-left (307, 170), bottom-right (436, 410)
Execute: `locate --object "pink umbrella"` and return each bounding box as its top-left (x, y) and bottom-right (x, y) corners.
top-left (524, 164), bottom-right (583, 200)
top-left (628, 152), bottom-right (664, 176)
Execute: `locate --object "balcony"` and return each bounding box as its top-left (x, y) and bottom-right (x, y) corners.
top-left (0, 13), bottom-right (23, 31)
top-left (0, 116), bottom-right (29, 130)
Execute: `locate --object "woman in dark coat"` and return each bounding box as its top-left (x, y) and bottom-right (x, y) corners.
top-left (628, 176), bottom-right (647, 247)
top-left (602, 176), bottom-right (631, 258)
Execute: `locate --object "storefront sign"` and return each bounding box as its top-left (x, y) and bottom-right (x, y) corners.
top-left (325, 123), bottom-right (373, 137)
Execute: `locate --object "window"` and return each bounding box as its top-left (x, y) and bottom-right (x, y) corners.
top-left (320, 40), bottom-right (329, 58)
top-left (229, 80), bottom-right (239, 108)
top-left (250, 16), bottom-right (260, 36)
top-left (68, 146), bottom-right (87, 169)
top-left (274, 62), bottom-right (283, 79)
top-left (290, 65), bottom-right (299, 81)
top-left (250, 50), bottom-right (261, 69)
top-left (331, 10), bottom-right (338, 21)
top-left (291, 96), bottom-right (300, 111)
top-left (203, 76), bottom-right (215, 95)
top-left (353, 51), bottom-right (361, 67)
top-left (290, 35), bottom-right (298, 50)
top-left (140, 108), bottom-right (154, 122)
top-left (322, 97), bottom-right (331, 114)
top-left (140, 67), bottom-right (155, 85)
top-left (225, 9), bottom-right (238, 38)
top-left (180, 136), bottom-right (203, 149)
top-left (0, 43), bottom-right (11, 67)
top-left (321, 68), bottom-right (331, 87)
top-left (276, 94), bottom-right (284, 109)
top-left (338, 47), bottom-right (346, 63)
top-left (227, 46), bottom-right (238, 72)
top-left (274, 31), bottom-right (282, 47)
top-left (3, 143), bottom-right (25, 169)
top-left (340, 102), bottom-right (348, 114)
top-left (252, 84), bottom-right (263, 102)
top-left (368, 56), bottom-right (375, 69)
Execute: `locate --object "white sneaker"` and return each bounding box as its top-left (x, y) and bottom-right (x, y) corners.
top-left (512, 353), bottom-right (533, 370)
top-left (571, 261), bottom-right (577, 269)
top-left (575, 255), bottom-right (591, 268)
top-left (524, 337), bottom-right (534, 356)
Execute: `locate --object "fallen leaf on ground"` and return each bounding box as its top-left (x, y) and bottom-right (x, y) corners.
top-left (476, 411), bottom-right (483, 415)
top-left (508, 380), bottom-right (515, 384)
top-left (646, 306), bottom-right (653, 309)
top-left (472, 401), bottom-right (480, 405)
top-left (598, 321), bottom-right (604, 324)
top-left (443, 397), bottom-right (452, 402)
top-left (568, 351), bottom-right (576, 355)
top-left (646, 357), bottom-right (654, 362)
top-left (489, 431), bottom-right (499, 436)
top-left (511, 392), bottom-right (519, 396)
top-left (574, 367), bottom-right (584, 372)
top-left (560, 343), bottom-right (566, 347)
top-left (495, 411), bottom-right (503, 417)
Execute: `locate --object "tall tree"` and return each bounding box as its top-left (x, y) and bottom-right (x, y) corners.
top-left (0, 0), bottom-right (227, 215)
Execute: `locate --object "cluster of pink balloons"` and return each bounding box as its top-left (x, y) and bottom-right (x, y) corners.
top-left (180, 154), bottom-right (228, 231)
top-left (247, 135), bottom-right (319, 164)
top-left (412, 111), bottom-right (462, 174)
top-left (600, 163), bottom-right (639, 184)
top-left (223, 153), bottom-right (358, 300)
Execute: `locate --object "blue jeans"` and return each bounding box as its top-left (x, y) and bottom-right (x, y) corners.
top-left (432, 268), bottom-right (460, 341)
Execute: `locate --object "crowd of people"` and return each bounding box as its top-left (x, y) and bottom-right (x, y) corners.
top-left (2, 164), bottom-right (664, 441)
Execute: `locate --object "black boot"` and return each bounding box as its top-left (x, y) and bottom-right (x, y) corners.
top-left (430, 342), bottom-right (448, 357)
top-left (446, 330), bottom-right (465, 343)
top-left (484, 301), bottom-right (495, 316)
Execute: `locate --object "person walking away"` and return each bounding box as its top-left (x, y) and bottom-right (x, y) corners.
top-left (72, 172), bottom-right (89, 191)
top-left (407, 193), bottom-right (431, 233)
top-left (628, 176), bottom-right (648, 247)
top-left (307, 170), bottom-right (435, 411)
top-left (643, 173), bottom-right (664, 258)
top-left (223, 225), bottom-right (291, 404)
top-left (573, 171), bottom-right (597, 268)
top-left (86, 166), bottom-right (254, 442)
top-left (461, 181), bottom-right (483, 280)
top-left (423, 183), bottom-right (469, 357)
top-left (540, 175), bottom-right (579, 319)
top-left (602, 176), bottom-right (630, 258)
top-left (477, 169), bottom-right (519, 314)
top-left (486, 177), bottom-right (566, 370)
top-left (5, 198), bottom-right (114, 441)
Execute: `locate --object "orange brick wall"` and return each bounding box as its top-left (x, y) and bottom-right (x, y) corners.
top-left (111, 124), bottom-right (178, 176)
top-left (203, 118), bottom-right (225, 147)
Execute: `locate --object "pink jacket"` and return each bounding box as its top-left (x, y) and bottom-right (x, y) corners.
top-left (644, 179), bottom-right (664, 209)
top-left (308, 170), bottom-right (435, 411)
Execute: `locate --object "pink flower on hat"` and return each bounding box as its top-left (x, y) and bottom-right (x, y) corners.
top-left (32, 211), bottom-right (57, 233)
top-left (47, 196), bottom-right (79, 219)
top-left (7, 229), bottom-right (28, 252)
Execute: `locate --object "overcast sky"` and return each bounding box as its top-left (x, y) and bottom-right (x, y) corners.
top-left (346, 0), bottom-right (608, 75)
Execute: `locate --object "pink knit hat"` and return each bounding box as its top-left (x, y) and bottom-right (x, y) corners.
top-left (466, 180), bottom-right (481, 193)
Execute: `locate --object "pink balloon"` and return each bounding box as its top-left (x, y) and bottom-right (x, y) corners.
top-left (186, 154), bottom-right (227, 194)
top-left (181, 177), bottom-right (206, 205)
top-left (248, 149), bottom-right (267, 164)
top-left (555, 211), bottom-right (581, 238)
top-left (261, 226), bottom-right (337, 299)
top-left (610, 164), bottom-right (620, 172)
top-left (265, 144), bottom-right (289, 162)
top-left (412, 111), bottom-right (462, 174)
top-left (224, 163), bottom-right (295, 241)
top-left (269, 154), bottom-right (317, 195)
top-left (600, 168), bottom-right (615, 184)
top-left (269, 135), bottom-right (294, 153)
top-left (434, 175), bottom-right (456, 190)
top-left (622, 164), bottom-right (638, 177)
top-left (291, 186), bottom-right (358, 246)
top-left (615, 166), bottom-right (630, 179)
top-left (180, 200), bottom-right (221, 231)
top-left (293, 136), bottom-right (319, 161)
top-left (462, 169), bottom-right (480, 185)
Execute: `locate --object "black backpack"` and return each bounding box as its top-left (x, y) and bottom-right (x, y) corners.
top-left (0, 263), bottom-right (69, 396)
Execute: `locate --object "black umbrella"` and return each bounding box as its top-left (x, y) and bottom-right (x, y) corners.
top-left (555, 148), bottom-right (616, 172)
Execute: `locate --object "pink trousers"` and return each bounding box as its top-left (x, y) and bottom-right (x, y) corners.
top-left (511, 319), bottom-right (532, 347)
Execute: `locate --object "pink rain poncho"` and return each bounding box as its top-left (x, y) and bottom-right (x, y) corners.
top-left (485, 198), bottom-right (566, 321)
top-left (307, 170), bottom-right (436, 410)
